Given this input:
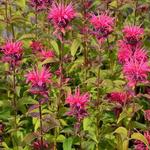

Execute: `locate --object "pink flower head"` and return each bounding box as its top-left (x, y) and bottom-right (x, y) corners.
top-left (123, 25), bottom-right (144, 45)
top-left (107, 92), bottom-right (129, 105)
top-left (90, 13), bottom-right (114, 43)
top-left (29, 0), bottom-right (53, 11)
top-left (30, 41), bottom-right (44, 53)
top-left (144, 110), bottom-right (150, 121)
top-left (25, 67), bottom-right (52, 95)
top-left (2, 41), bottom-right (23, 56)
top-left (66, 88), bottom-right (90, 121)
top-left (118, 40), bottom-right (148, 64)
top-left (66, 88), bottom-right (89, 108)
top-left (123, 58), bottom-right (150, 87)
top-left (38, 50), bottom-right (55, 61)
top-left (133, 47), bottom-right (148, 62)
top-left (118, 40), bottom-right (132, 64)
top-left (48, 2), bottom-right (76, 34)
top-left (1, 41), bottom-right (23, 66)
top-left (134, 131), bottom-right (150, 150)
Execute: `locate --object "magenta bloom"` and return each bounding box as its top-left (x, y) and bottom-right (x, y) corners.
top-left (107, 92), bottom-right (129, 105)
top-left (123, 25), bottom-right (144, 45)
top-left (144, 110), bottom-right (150, 121)
top-left (1, 41), bottom-right (23, 66)
top-left (2, 41), bottom-right (23, 56)
top-left (38, 50), bottom-right (55, 61)
top-left (118, 40), bottom-right (148, 64)
top-left (123, 59), bottom-right (150, 87)
top-left (134, 131), bottom-right (150, 150)
top-left (30, 41), bottom-right (44, 53)
top-left (133, 47), bottom-right (148, 62)
top-left (90, 13), bottom-right (114, 43)
top-left (25, 67), bottom-right (52, 95)
top-left (118, 40), bottom-right (132, 64)
top-left (48, 2), bottom-right (76, 34)
top-left (66, 88), bottom-right (90, 121)
top-left (29, 0), bottom-right (53, 11)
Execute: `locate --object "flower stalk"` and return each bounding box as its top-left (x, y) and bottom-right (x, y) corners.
top-left (39, 100), bottom-right (43, 150)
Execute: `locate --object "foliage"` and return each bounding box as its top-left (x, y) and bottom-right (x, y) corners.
top-left (0, 0), bottom-right (150, 150)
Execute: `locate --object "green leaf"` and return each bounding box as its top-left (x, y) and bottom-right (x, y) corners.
top-left (22, 133), bottom-right (37, 146)
top-left (131, 133), bottom-right (149, 148)
top-left (63, 137), bottom-right (73, 150)
top-left (70, 39), bottom-right (81, 57)
top-left (16, 0), bottom-right (26, 9)
top-left (56, 135), bottom-right (66, 142)
top-left (19, 97), bottom-right (38, 105)
top-left (114, 127), bottom-right (128, 140)
top-left (16, 86), bottom-right (21, 97)
top-left (51, 40), bottom-right (59, 55)
top-left (40, 58), bottom-right (58, 66)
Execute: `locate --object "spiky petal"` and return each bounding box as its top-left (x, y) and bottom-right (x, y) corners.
top-left (123, 58), bottom-right (150, 87)
top-left (123, 25), bottom-right (144, 45)
top-left (66, 88), bottom-right (90, 121)
top-left (25, 67), bottom-right (52, 95)
top-left (48, 2), bottom-right (76, 34)
top-left (90, 13), bottom-right (114, 43)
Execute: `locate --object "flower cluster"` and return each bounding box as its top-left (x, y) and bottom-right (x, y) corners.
top-left (30, 41), bottom-right (44, 53)
top-left (134, 131), bottom-right (150, 150)
top-left (30, 41), bottom-right (55, 61)
top-left (38, 50), bottom-right (55, 61)
top-left (90, 13), bottom-right (114, 43)
top-left (122, 26), bottom-right (144, 45)
top-left (25, 67), bottom-right (52, 96)
top-left (118, 25), bottom-right (150, 87)
top-left (66, 88), bottom-right (90, 121)
top-left (1, 41), bottom-right (23, 68)
top-left (107, 92), bottom-right (129, 105)
top-left (29, 0), bottom-right (53, 11)
top-left (107, 92), bottom-right (130, 117)
top-left (48, 2), bottom-right (76, 35)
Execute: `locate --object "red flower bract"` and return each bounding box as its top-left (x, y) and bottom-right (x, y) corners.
top-left (38, 50), bottom-right (55, 61)
top-left (66, 88), bottom-right (90, 121)
top-left (108, 92), bottom-right (129, 105)
top-left (25, 67), bottom-right (52, 95)
top-left (48, 2), bottom-right (76, 34)
top-left (90, 13), bottom-right (114, 43)
top-left (123, 25), bottom-right (144, 45)
top-left (32, 139), bottom-right (49, 150)
top-left (123, 58), bottom-right (150, 87)
top-left (30, 41), bottom-right (44, 53)
top-left (144, 110), bottom-right (150, 121)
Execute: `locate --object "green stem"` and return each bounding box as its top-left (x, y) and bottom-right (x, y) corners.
top-left (57, 35), bottom-right (64, 111)
top-left (96, 48), bottom-right (101, 150)
top-left (39, 101), bottom-right (43, 150)
top-left (5, 0), bottom-right (9, 39)
top-left (82, 0), bottom-right (88, 81)
top-left (35, 6), bottom-right (38, 40)
top-left (134, 0), bottom-right (138, 25)
top-left (9, 3), bottom-right (15, 40)
top-left (13, 64), bottom-right (17, 129)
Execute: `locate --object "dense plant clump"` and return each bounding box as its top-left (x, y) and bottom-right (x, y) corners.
top-left (0, 0), bottom-right (150, 150)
